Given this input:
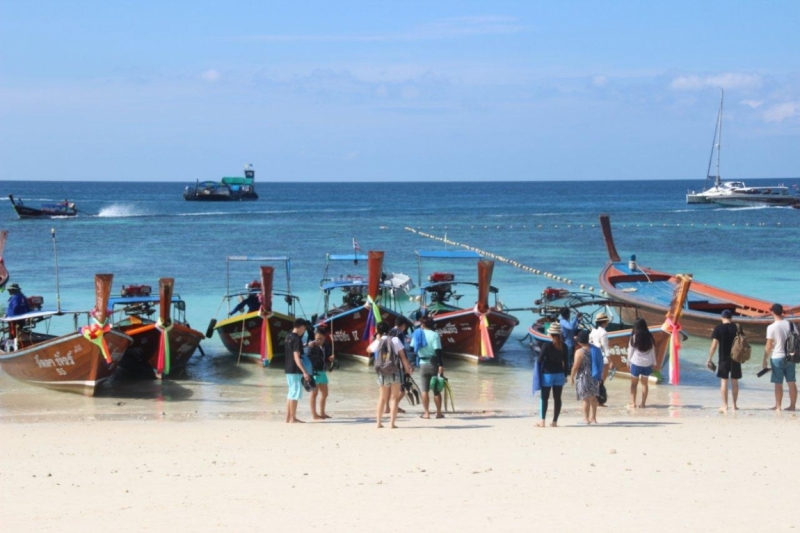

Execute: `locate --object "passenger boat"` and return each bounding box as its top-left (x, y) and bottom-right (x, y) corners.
top-left (109, 279), bottom-right (204, 378)
top-left (528, 279), bottom-right (691, 383)
top-left (183, 164), bottom-right (259, 201)
top-left (686, 91), bottom-right (797, 207)
top-left (0, 230), bottom-right (8, 289)
top-left (0, 274), bottom-right (132, 396)
top-left (8, 195), bottom-right (78, 218)
top-left (598, 214), bottom-right (800, 343)
top-left (316, 251), bottom-right (413, 364)
top-left (210, 257), bottom-right (299, 365)
top-left (414, 251), bottom-right (519, 363)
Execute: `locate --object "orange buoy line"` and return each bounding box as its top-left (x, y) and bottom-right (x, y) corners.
top-left (404, 227), bottom-right (601, 293)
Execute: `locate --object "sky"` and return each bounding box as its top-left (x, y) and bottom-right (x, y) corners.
top-left (1, 1), bottom-right (799, 182)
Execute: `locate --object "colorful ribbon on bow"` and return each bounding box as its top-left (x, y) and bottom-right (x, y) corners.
top-left (473, 305), bottom-right (495, 359)
top-left (81, 313), bottom-right (112, 364)
top-left (260, 311), bottom-right (274, 365)
top-left (361, 295), bottom-right (382, 341)
top-left (663, 317), bottom-right (682, 385)
top-left (154, 317), bottom-right (173, 377)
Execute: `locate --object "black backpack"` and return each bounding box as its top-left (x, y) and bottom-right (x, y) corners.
top-left (786, 323), bottom-right (800, 364)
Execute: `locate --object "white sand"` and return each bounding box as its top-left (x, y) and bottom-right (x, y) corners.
top-left (2, 410), bottom-right (799, 532)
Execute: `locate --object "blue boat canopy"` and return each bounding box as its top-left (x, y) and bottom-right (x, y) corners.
top-left (327, 253), bottom-right (369, 261)
top-left (415, 250), bottom-right (482, 259)
top-left (108, 296), bottom-right (184, 306)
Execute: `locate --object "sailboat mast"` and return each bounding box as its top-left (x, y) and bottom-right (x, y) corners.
top-left (715, 89), bottom-right (724, 187)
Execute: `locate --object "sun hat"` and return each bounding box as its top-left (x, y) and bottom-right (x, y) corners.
top-left (595, 312), bottom-right (610, 323)
top-left (7, 283), bottom-right (20, 292)
top-left (547, 322), bottom-right (562, 336)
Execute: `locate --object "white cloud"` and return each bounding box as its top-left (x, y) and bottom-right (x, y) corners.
top-left (763, 102), bottom-right (800, 122)
top-left (670, 72), bottom-right (763, 91)
top-left (740, 99), bottom-right (764, 109)
top-left (200, 69), bottom-right (221, 82)
top-left (591, 75), bottom-right (608, 87)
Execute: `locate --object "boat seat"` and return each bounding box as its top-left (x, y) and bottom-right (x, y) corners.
top-left (735, 307), bottom-right (767, 317)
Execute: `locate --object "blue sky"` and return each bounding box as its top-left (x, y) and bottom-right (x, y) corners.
top-left (1, 1), bottom-right (799, 182)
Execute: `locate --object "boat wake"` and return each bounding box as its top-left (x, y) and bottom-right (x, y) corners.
top-left (96, 204), bottom-right (148, 218)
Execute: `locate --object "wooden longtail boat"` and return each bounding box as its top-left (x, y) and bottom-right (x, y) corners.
top-left (110, 279), bottom-right (204, 378)
top-left (0, 274), bottom-right (132, 396)
top-left (0, 230), bottom-right (9, 289)
top-left (415, 251), bottom-right (519, 363)
top-left (599, 214), bottom-right (799, 343)
top-left (528, 277), bottom-right (692, 382)
top-left (317, 251), bottom-right (412, 364)
top-left (212, 257), bottom-right (299, 366)
top-left (8, 195), bottom-right (78, 218)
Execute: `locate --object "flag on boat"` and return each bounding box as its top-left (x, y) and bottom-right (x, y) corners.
top-left (352, 238), bottom-right (361, 251)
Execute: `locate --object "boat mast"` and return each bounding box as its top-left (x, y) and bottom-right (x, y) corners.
top-left (51, 228), bottom-right (62, 314)
top-left (715, 89), bottom-right (724, 187)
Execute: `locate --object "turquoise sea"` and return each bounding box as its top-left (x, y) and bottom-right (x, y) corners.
top-left (2, 178), bottom-right (799, 420)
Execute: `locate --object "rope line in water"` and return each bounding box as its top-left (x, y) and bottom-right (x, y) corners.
top-left (404, 227), bottom-right (601, 293)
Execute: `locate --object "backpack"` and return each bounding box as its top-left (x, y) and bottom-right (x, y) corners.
top-left (374, 336), bottom-right (400, 375)
top-left (730, 324), bottom-right (751, 364)
top-left (786, 323), bottom-right (800, 364)
top-left (589, 344), bottom-right (604, 382)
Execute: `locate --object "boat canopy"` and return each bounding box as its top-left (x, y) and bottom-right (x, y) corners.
top-left (108, 296), bottom-right (184, 307)
top-left (321, 279), bottom-right (369, 291)
top-left (327, 253), bottom-right (369, 261)
top-left (415, 250), bottom-right (482, 259)
top-left (0, 309), bottom-right (82, 322)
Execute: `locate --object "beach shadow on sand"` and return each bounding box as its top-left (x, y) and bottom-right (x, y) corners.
top-left (581, 420), bottom-right (680, 428)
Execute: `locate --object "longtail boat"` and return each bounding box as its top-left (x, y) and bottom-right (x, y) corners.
top-left (414, 251), bottom-right (519, 363)
top-left (0, 274), bottom-right (132, 396)
top-left (316, 251), bottom-right (413, 364)
top-left (211, 257), bottom-right (299, 366)
top-left (8, 195), bottom-right (78, 218)
top-left (529, 277), bottom-right (692, 382)
top-left (110, 279), bottom-right (204, 378)
top-left (599, 214), bottom-right (799, 343)
top-left (0, 230), bottom-right (8, 289)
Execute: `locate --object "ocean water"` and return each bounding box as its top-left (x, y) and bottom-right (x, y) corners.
top-left (1, 178), bottom-right (799, 420)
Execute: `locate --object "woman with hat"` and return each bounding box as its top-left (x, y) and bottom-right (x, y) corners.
top-left (536, 321), bottom-right (568, 427)
top-left (571, 329), bottom-right (599, 424)
top-left (5, 283), bottom-right (29, 318)
top-left (589, 312), bottom-right (611, 405)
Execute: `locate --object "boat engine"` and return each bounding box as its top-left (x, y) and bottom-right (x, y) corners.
top-left (121, 284), bottom-right (152, 297)
top-left (27, 295), bottom-right (44, 311)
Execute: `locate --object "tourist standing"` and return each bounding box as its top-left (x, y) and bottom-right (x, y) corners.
top-left (558, 307), bottom-right (579, 368)
top-left (571, 330), bottom-right (599, 424)
top-left (627, 318), bottom-right (656, 409)
top-left (308, 327), bottom-right (334, 420)
top-left (762, 304), bottom-right (796, 411)
top-left (589, 312), bottom-right (610, 404)
top-left (284, 318), bottom-right (310, 423)
top-left (411, 317), bottom-right (444, 419)
top-left (537, 322), bottom-right (567, 427)
top-left (706, 310), bottom-right (741, 412)
top-left (368, 321), bottom-right (413, 429)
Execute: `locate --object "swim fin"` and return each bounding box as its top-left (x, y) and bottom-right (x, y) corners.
top-left (443, 378), bottom-right (455, 412)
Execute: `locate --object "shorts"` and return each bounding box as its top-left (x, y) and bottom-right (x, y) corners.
top-left (377, 373), bottom-right (401, 387)
top-left (542, 372), bottom-right (566, 388)
top-left (286, 374), bottom-right (303, 400)
top-left (716, 358), bottom-right (742, 380)
top-left (313, 371), bottom-right (329, 385)
top-left (771, 358), bottom-right (796, 384)
top-left (419, 363), bottom-right (438, 394)
top-left (630, 363), bottom-right (653, 378)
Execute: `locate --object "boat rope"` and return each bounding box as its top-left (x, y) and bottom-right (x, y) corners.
top-left (404, 227), bottom-right (601, 293)
top-left (154, 318), bottom-right (173, 377)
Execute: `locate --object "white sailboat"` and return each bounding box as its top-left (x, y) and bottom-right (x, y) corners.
top-left (686, 90), bottom-right (797, 207)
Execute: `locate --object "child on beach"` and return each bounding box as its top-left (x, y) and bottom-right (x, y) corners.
top-left (571, 330), bottom-right (599, 424)
top-left (627, 318), bottom-right (656, 408)
top-left (308, 327), bottom-right (334, 420)
top-left (537, 322), bottom-right (567, 427)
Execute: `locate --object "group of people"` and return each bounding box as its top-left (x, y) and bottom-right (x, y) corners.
top-left (281, 314), bottom-right (446, 428)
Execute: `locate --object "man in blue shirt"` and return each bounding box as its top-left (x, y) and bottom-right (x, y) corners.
top-left (6, 283), bottom-right (29, 318)
top-left (559, 307), bottom-right (579, 370)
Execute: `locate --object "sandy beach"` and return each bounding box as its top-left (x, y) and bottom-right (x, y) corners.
top-left (3, 402), bottom-right (800, 532)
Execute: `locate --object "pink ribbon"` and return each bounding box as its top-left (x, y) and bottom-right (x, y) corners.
top-left (663, 317), bottom-right (682, 385)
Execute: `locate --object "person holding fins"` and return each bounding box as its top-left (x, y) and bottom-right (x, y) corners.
top-left (411, 316), bottom-right (445, 419)
top-left (537, 322), bottom-right (567, 427)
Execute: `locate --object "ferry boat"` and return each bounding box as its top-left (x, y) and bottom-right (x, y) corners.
top-left (686, 91), bottom-right (797, 207)
top-left (184, 164), bottom-right (259, 201)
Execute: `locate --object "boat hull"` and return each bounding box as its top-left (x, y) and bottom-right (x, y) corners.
top-left (118, 323), bottom-right (204, 377)
top-left (215, 311), bottom-right (295, 363)
top-left (429, 308), bottom-right (519, 363)
top-left (320, 305), bottom-right (404, 364)
top-left (0, 330), bottom-right (131, 396)
top-left (599, 261), bottom-right (798, 343)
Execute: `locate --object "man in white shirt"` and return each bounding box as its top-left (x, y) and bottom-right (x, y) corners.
top-left (762, 303), bottom-right (796, 411)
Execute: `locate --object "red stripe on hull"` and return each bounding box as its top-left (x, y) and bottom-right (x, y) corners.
top-left (431, 310), bottom-right (518, 363)
top-left (216, 313), bottom-right (295, 362)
